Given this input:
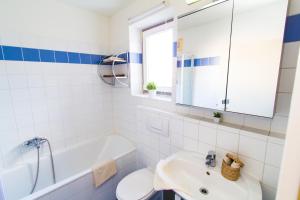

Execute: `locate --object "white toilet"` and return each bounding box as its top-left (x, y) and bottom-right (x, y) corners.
top-left (116, 168), bottom-right (155, 200)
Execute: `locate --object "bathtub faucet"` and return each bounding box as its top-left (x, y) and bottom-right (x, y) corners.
top-left (23, 137), bottom-right (56, 194)
top-left (24, 137), bottom-right (47, 149)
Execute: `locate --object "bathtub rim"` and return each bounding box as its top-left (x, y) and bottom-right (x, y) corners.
top-left (1, 135), bottom-right (136, 200)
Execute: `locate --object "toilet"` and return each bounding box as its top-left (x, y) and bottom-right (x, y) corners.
top-left (116, 168), bottom-right (155, 200)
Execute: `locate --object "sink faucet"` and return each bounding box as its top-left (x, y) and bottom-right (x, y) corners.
top-left (206, 150), bottom-right (216, 167)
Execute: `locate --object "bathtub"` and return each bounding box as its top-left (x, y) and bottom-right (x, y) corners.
top-left (0, 135), bottom-right (137, 200)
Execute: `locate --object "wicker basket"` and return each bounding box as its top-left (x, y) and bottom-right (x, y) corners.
top-left (221, 154), bottom-right (244, 181)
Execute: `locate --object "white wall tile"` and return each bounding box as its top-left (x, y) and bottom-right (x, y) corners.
top-left (169, 116), bottom-right (184, 135)
top-left (0, 75), bottom-right (10, 90)
top-left (28, 75), bottom-right (44, 88)
top-left (198, 142), bottom-right (215, 156)
top-left (262, 184), bottom-right (277, 200)
top-left (171, 133), bottom-right (184, 148)
top-left (265, 142), bottom-right (284, 167)
top-left (280, 42), bottom-right (300, 69)
top-left (275, 93), bottom-right (292, 116)
top-left (270, 115), bottom-right (288, 134)
top-left (263, 165), bottom-right (281, 189)
top-left (239, 155), bottom-right (264, 180)
top-left (159, 140), bottom-right (171, 156)
top-left (0, 62), bottom-right (7, 75)
top-left (278, 68), bottom-right (296, 93)
top-left (238, 135), bottom-right (267, 162)
top-left (216, 130), bottom-right (239, 152)
top-left (0, 115), bottom-right (17, 133)
top-left (183, 137), bottom-right (198, 152)
top-left (198, 125), bottom-right (217, 145)
top-left (5, 62), bottom-right (25, 75)
top-left (8, 75), bottom-right (28, 89)
top-left (183, 120), bottom-right (199, 140)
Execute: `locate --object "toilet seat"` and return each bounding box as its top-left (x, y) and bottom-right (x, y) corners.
top-left (116, 168), bottom-right (155, 200)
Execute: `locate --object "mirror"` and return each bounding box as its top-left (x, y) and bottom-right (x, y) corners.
top-left (176, 0), bottom-right (233, 110)
top-left (176, 0), bottom-right (288, 117)
top-left (226, 0), bottom-right (288, 117)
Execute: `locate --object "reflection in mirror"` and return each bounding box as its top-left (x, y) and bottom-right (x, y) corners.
top-left (176, 0), bottom-right (233, 110)
top-left (226, 0), bottom-right (288, 117)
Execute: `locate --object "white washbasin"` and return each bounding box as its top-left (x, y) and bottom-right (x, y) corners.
top-left (155, 151), bottom-right (262, 200)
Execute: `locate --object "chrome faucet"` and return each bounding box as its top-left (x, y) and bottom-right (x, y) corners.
top-left (23, 137), bottom-right (56, 194)
top-left (24, 137), bottom-right (47, 149)
top-left (205, 150), bottom-right (216, 167)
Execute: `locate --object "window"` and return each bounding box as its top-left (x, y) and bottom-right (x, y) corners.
top-left (143, 23), bottom-right (174, 94)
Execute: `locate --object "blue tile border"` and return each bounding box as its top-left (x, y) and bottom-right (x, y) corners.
top-left (2, 46), bottom-right (23, 61)
top-left (177, 56), bottom-right (220, 68)
top-left (173, 42), bottom-right (177, 57)
top-left (0, 43), bottom-right (142, 65)
top-left (0, 44), bottom-right (141, 65)
top-left (80, 53), bottom-right (91, 64)
top-left (0, 43), bottom-right (142, 66)
top-left (0, 44), bottom-right (109, 65)
top-left (284, 14), bottom-right (300, 43)
top-left (68, 52), bottom-right (80, 64)
top-left (91, 55), bottom-right (102, 64)
top-left (55, 51), bottom-right (68, 63)
top-left (129, 52), bottom-right (143, 64)
top-left (0, 46), bottom-right (3, 60)
top-left (22, 47), bottom-right (40, 62)
top-left (40, 49), bottom-right (55, 62)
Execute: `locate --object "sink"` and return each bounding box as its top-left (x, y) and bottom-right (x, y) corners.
top-left (155, 151), bottom-right (262, 200)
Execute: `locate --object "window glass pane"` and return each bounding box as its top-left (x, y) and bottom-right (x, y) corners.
top-left (145, 28), bottom-right (173, 89)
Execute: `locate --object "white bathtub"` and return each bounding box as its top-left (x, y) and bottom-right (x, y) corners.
top-left (0, 135), bottom-right (137, 200)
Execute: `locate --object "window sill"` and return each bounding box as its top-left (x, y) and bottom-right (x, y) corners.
top-left (132, 93), bottom-right (172, 102)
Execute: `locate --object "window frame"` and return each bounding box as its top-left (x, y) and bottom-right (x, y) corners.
top-left (142, 22), bottom-right (174, 95)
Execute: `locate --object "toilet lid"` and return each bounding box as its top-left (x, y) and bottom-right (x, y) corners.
top-left (116, 168), bottom-right (154, 200)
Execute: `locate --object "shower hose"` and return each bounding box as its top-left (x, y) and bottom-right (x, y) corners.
top-left (30, 139), bottom-right (56, 194)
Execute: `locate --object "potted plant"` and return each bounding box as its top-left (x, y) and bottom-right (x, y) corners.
top-left (146, 82), bottom-right (157, 98)
top-left (213, 112), bottom-right (222, 123)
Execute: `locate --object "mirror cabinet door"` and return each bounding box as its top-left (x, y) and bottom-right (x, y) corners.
top-left (225, 0), bottom-right (288, 117)
top-left (176, 0), bottom-right (233, 110)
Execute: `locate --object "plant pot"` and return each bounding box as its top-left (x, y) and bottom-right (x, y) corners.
top-left (213, 117), bottom-right (221, 123)
top-left (148, 90), bottom-right (156, 98)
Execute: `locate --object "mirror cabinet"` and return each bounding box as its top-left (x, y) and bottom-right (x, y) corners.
top-left (176, 0), bottom-right (289, 117)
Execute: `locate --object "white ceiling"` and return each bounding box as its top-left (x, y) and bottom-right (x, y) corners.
top-left (61, 0), bottom-right (136, 16)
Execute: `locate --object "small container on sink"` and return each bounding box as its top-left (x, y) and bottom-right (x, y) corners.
top-left (221, 153), bottom-right (244, 181)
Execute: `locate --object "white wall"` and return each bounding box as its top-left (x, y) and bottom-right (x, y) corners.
top-left (0, 0), bottom-right (110, 53)
top-left (0, 0), bottom-right (113, 169)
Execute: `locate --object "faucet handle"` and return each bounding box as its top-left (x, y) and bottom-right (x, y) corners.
top-left (207, 150), bottom-right (216, 159)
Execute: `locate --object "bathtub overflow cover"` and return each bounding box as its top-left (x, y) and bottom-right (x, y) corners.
top-left (199, 187), bottom-right (209, 195)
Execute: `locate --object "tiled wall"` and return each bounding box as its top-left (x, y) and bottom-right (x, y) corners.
top-left (111, 1), bottom-right (300, 200)
top-left (0, 0), bottom-right (113, 170)
top-left (134, 106), bottom-right (284, 200)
